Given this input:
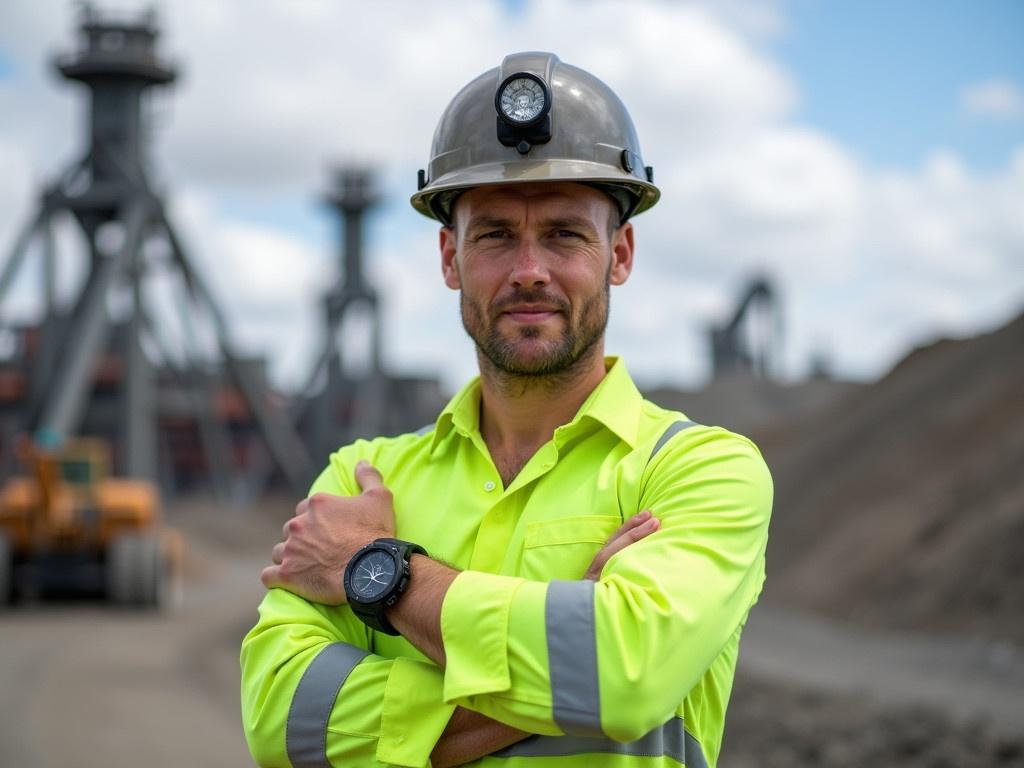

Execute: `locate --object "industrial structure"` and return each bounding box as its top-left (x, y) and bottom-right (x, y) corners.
top-left (0, 5), bottom-right (314, 497)
top-left (708, 275), bottom-right (782, 379)
top-left (296, 168), bottom-right (444, 465)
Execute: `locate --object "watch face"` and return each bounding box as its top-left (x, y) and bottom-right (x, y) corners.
top-left (350, 549), bottom-right (397, 601)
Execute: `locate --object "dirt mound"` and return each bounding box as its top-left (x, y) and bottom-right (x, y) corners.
top-left (721, 671), bottom-right (1024, 768)
top-left (756, 310), bottom-right (1024, 644)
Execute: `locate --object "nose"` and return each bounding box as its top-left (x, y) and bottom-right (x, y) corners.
top-left (508, 239), bottom-right (549, 288)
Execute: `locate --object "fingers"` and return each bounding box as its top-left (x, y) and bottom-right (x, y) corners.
top-left (606, 510), bottom-right (652, 544)
top-left (584, 510), bottom-right (660, 581)
top-left (600, 515), bottom-right (659, 563)
top-left (354, 460), bottom-right (384, 492)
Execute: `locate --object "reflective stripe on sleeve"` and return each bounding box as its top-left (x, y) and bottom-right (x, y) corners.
top-left (493, 716), bottom-right (707, 767)
top-left (286, 642), bottom-right (369, 768)
top-left (649, 420), bottom-right (697, 462)
top-left (546, 579), bottom-right (602, 736)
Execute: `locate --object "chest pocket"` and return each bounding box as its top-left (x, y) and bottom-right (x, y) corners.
top-left (520, 515), bottom-right (621, 581)
top-left (519, 419), bottom-right (699, 582)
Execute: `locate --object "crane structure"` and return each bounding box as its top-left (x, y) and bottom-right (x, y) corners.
top-left (0, 5), bottom-right (314, 496)
top-left (708, 275), bottom-right (782, 380)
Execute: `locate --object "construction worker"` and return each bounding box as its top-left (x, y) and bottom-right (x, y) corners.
top-left (241, 52), bottom-right (772, 768)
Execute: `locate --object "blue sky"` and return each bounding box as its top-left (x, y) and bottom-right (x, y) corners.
top-left (776, 0), bottom-right (1024, 169)
top-left (0, 1), bottom-right (1022, 392)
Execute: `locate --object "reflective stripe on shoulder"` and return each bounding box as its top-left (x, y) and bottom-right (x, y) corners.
top-left (649, 420), bottom-right (698, 463)
top-left (546, 579), bottom-right (602, 736)
top-left (493, 716), bottom-right (707, 767)
top-left (286, 642), bottom-right (369, 768)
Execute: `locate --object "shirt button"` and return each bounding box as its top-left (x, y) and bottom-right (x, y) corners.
top-left (483, 481), bottom-right (496, 492)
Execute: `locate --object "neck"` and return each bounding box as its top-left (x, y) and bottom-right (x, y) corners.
top-left (477, 344), bottom-right (608, 482)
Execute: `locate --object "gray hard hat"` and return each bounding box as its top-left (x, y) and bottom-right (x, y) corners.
top-left (410, 52), bottom-right (660, 226)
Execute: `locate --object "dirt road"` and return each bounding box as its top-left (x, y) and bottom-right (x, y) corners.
top-left (2, 498), bottom-right (1021, 767)
top-left (0, 504), bottom-right (273, 768)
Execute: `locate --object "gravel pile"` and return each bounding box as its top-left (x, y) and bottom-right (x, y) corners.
top-left (755, 311), bottom-right (1024, 645)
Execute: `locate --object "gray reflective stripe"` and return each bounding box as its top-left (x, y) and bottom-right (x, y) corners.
top-left (649, 420), bottom-right (697, 463)
top-left (493, 716), bottom-right (706, 767)
top-left (415, 423), bottom-right (434, 436)
top-left (546, 579), bottom-right (602, 736)
top-left (286, 642), bottom-right (369, 768)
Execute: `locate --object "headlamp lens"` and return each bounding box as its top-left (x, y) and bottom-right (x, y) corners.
top-left (499, 76), bottom-right (546, 124)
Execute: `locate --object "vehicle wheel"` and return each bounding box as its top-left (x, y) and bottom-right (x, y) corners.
top-left (107, 532), bottom-right (163, 608)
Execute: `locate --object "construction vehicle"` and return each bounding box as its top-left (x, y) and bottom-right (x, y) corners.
top-left (0, 435), bottom-right (182, 607)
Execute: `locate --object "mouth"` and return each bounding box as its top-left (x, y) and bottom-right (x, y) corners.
top-left (501, 304), bottom-right (561, 324)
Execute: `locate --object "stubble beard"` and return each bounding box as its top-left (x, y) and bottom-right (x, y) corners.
top-left (461, 282), bottom-right (611, 393)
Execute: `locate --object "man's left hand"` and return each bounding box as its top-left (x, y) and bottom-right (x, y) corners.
top-left (261, 461), bottom-right (394, 605)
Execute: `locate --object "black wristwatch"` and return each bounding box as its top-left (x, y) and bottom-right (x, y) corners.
top-left (344, 538), bottom-right (427, 635)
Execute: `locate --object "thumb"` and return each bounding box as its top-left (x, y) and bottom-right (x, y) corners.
top-left (354, 460), bottom-right (384, 492)
top-left (261, 564), bottom-right (283, 590)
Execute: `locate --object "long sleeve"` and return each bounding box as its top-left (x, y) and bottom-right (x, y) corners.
top-left (240, 465), bottom-right (457, 767)
top-left (241, 588), bottom-right (456, 767)
top-left (438, 427), bottom-right (772, 743)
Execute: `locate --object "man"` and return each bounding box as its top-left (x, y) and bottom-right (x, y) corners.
top-left (241, 52), bottom-right (771, 768)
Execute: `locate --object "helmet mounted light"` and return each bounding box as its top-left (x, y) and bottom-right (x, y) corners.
top-left (412, 52), bottom-right (660, 226)
top-left (495, 72), bottom-right (552, 155)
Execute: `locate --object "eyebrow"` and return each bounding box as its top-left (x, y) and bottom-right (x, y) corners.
top-left (465, 215), bottom-right (516, 232)
top-left (541, 216), bottom-right (599, 233)
top-left (464, 214), bottom-right (598, 233)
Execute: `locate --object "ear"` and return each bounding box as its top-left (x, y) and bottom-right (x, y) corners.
top-left (608, 221), bottom-right (634, 286)
top-left (440, 226), bottom-right (461, 290)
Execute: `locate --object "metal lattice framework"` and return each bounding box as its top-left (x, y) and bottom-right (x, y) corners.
top-left (0, 6), bottom-right (314, 495)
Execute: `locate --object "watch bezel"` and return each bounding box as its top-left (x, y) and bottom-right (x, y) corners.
top-left (344, 543), bottom-right (404, 606)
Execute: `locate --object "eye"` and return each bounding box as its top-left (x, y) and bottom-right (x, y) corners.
top-left (552, 229), bottom-right (585, 240)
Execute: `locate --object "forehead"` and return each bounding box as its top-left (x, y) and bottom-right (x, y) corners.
top-left (454, 182), bottom-right (613, 223)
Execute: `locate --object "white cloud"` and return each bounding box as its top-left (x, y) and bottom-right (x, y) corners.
top-left (960, 78), bottom-right (1024, 120)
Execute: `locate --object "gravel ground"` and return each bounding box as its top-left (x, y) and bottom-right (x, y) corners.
top-left (721, 670), bottom-right (1024, 768)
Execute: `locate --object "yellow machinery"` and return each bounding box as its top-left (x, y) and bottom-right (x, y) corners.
top-left (0, 437), bottom-right (182, 607)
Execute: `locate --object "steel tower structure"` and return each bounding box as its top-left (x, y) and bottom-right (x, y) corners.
top-left (300, 168), bottom-right (386, 462)
top-left (0, 6), bottom-right (314, 494)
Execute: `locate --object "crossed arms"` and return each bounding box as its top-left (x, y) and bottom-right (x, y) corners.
top-left (241, 431), bottom-right (771, 767)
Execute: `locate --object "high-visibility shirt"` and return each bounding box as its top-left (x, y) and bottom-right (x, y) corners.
top-left (241, 357), bottom-right (772, 768)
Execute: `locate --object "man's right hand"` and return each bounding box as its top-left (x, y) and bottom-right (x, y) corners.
top-left (432, 509), bottom-right (659, 767)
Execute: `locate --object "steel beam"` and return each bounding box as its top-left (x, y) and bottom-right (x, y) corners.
top-left (0, 208), bottom-right (44, 314)
top-left (37, 201), bottom-right (150, 440)
top-left (33, 213), bottom-right (61, 398)
top-left (158, 208), bottom-right (315, 496)
top-left (123, 246), bottom-right (155, 480)
top-left (167, 276), bottom-right (237, 501)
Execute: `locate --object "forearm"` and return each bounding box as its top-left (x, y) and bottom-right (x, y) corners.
top-left (431, 708), bottom-right (531, 768)
top-left (241, 588), bottom-right (457, 767)
top-left (386, 554), bottom-right (459, 667)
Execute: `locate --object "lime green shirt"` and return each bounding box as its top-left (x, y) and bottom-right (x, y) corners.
top-left (241, 358), bottom-right (772, 768)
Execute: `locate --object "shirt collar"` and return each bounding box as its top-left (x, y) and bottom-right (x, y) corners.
top-left (429, 356), bottom-right (642, 455)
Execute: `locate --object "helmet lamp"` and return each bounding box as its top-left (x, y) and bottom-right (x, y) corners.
top-left (496, 74), bottom-right (549, 125)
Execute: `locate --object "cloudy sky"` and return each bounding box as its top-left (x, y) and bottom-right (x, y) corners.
top-left (1, 0), bottom-right (1022, 394)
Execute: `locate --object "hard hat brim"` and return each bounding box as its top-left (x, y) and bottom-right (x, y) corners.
top-left (410, 158), bottom-right (660, 224)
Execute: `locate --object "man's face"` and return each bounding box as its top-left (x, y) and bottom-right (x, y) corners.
top-left (440, 182), bottom-right (634, 377)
